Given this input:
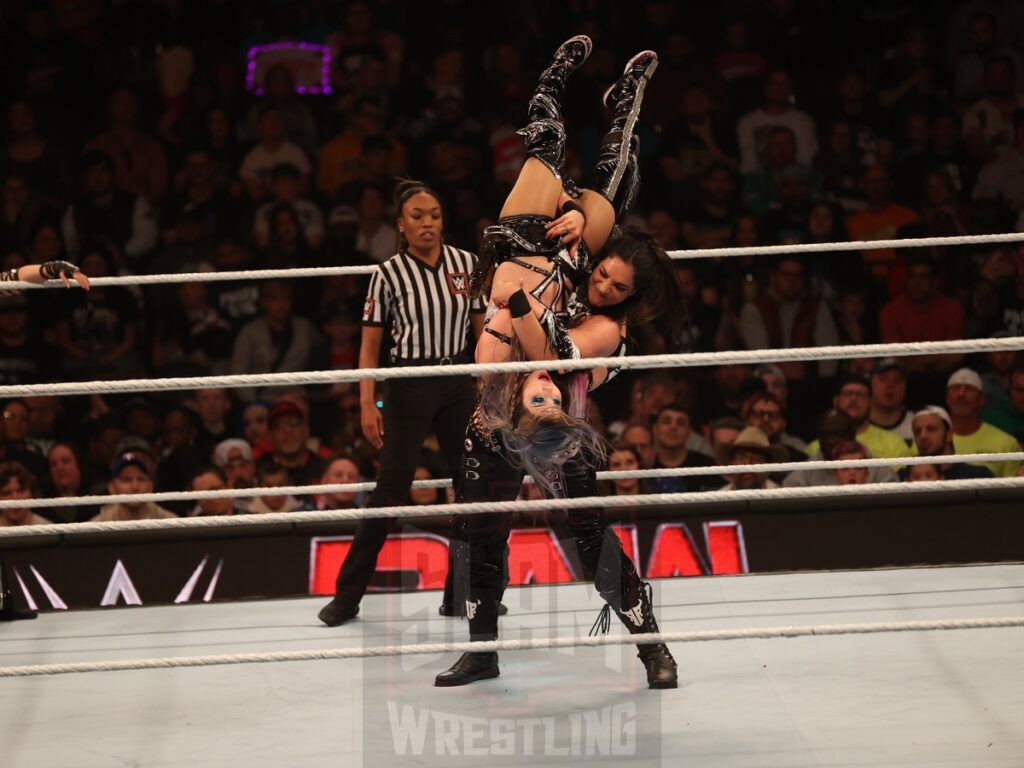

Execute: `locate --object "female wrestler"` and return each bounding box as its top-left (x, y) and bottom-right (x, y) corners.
top-left (435, 39), bottom-right (682, 689)
top-left (472, 35), bottom-right (663, 369)
top-left (437, 365), bottom-right (677, 689)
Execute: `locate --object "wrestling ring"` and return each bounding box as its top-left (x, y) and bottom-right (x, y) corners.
top-left (2, 232), bottom-right (1023, 767)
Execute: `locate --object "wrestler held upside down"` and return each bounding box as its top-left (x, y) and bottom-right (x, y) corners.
top-left (435, 36), bottom-right (685, 690)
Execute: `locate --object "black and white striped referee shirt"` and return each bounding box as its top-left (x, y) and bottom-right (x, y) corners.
top-left (362, 244), bottom-right (485, 361)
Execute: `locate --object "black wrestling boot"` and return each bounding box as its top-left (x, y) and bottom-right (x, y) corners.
top-left (591, 51), bottom-right (659, 217)
top-left (591, 581), bottom-right (678, 689)
top-left (518, 35), bottom-right (592, 195)
top-left (529, 35), bottom-right (591, 122)
top-left (0, 560), bottom-right (37, 622)
top-left (317, 597), bottom-right (359, 627)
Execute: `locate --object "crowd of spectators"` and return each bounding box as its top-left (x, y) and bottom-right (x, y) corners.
top-left (2, 1), bottom-right (1024, 526)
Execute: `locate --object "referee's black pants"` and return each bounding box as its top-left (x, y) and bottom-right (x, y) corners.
top-left (332, 374), bottom-right (476, 604)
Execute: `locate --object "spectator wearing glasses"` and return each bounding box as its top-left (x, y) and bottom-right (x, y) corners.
top-left (807, 373), bottom-right (913, 461)
top-left (753, 363), bottom-right (814, 443)
top-left (742, 390), bottom-right (808, 462)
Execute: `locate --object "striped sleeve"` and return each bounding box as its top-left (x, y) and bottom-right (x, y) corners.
top-left (361, 265), bottom-right (390, 326)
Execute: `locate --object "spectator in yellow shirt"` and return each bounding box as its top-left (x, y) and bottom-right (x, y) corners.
top-left (945, 368), bottom-right (1022, 477)
top-left (806, 373), bottom-right (914, 461)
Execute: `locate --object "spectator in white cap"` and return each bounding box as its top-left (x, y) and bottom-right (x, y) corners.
top-left (945, 368), bottom-right (1021, 477)
top-left (906, 405), bottom-right (993, 480)
top-left (213, 438), bottom-right (256, 489)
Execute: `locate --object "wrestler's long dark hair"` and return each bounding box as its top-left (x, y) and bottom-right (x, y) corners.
top-left (583, 226), bottom-right (687, 347)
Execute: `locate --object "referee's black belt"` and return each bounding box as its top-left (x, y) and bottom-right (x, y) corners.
top-left (390, 350), bottom-right (471, 367)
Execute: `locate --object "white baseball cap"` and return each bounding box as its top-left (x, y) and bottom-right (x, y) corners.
top-left (213, 438), bottom-right (253, 467)
top-left (946, 368), bottom-right (982, 391)
top-left (912, 405), bottom-right (952, 428)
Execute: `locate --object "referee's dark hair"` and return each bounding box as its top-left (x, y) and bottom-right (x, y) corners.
top-left (393, 178), bottom-right (444, 251)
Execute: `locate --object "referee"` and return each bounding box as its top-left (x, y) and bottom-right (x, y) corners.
top-left (318, 180), bottom-right (484, 626)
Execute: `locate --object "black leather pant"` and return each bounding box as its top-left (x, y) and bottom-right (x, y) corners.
top-left (457, 424), bottom-right (642, 641)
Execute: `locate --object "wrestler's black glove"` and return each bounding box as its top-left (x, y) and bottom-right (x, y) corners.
top-left (508, 289), bottom-right (532, 318)
top-left (38, 261), bottom-right (80, 280)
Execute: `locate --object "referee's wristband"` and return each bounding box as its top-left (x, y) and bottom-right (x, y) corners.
top-left (508, 289), bottom-right (532, 318)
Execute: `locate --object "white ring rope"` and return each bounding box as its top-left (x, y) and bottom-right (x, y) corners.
top-left (667, 231), bottom-right (1024, 259)
top-left (10, 232), bottom-right (1024, 290)
top-left (3, 452), bottom-right (1021, 511)
top-left (2, 337), bottom-right (1023, 399)
top-left (2, 476), bottom-right (1022, 539)
top-left (1, 615), bottom-right (1021, 677)
top-left (6, 264), bottom-right (378, 290)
